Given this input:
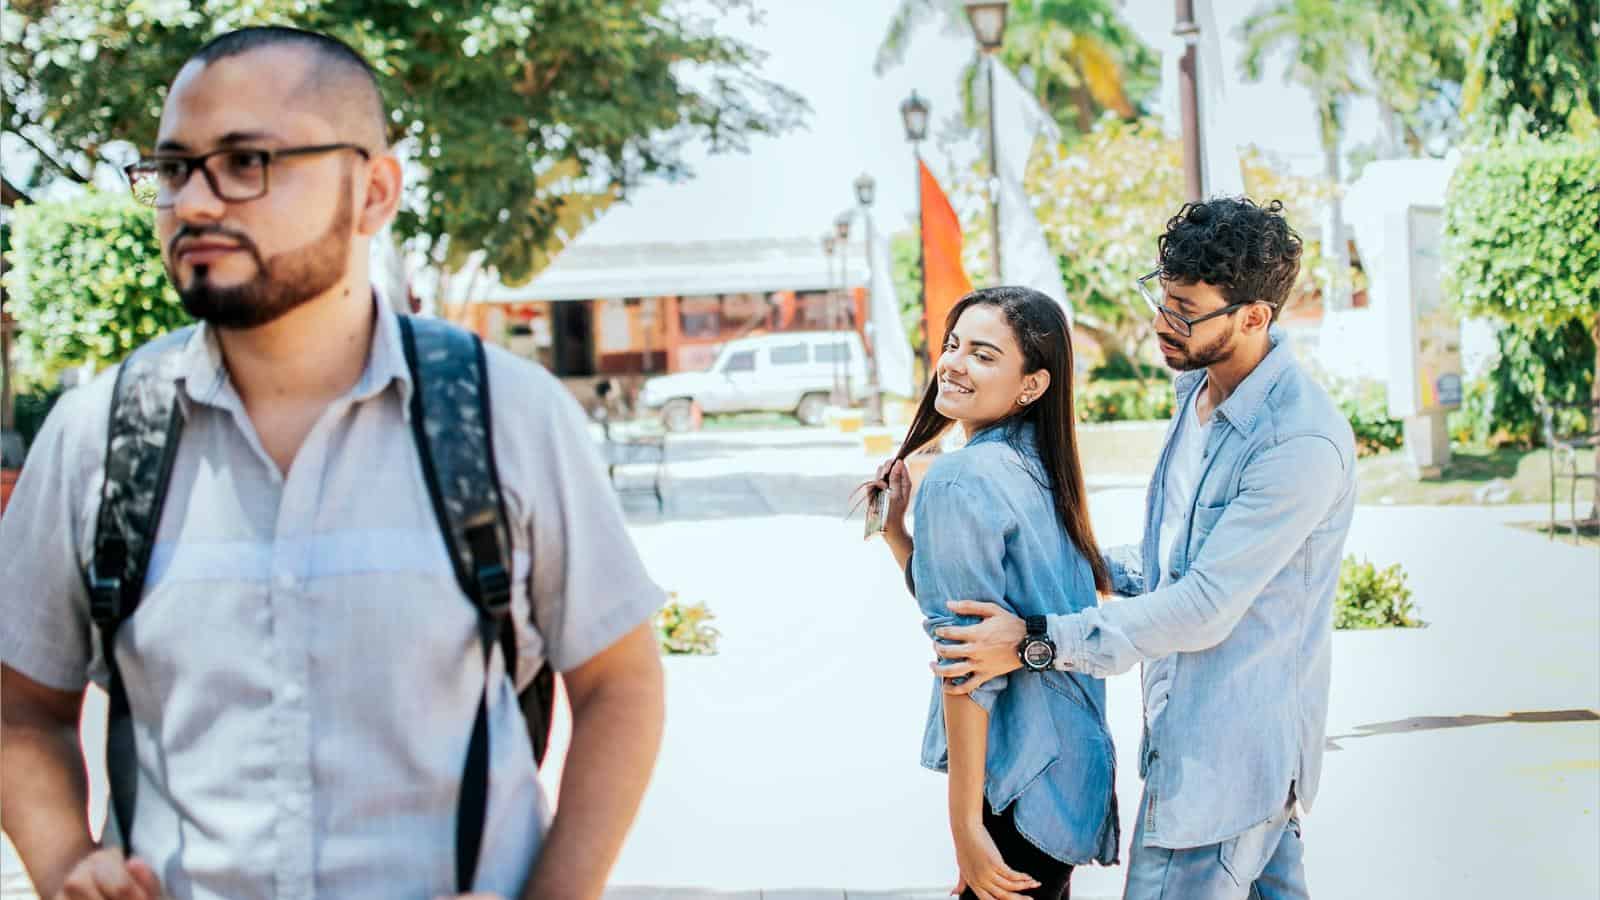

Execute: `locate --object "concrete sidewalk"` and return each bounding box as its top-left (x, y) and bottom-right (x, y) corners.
top-left (603, 488), bottom-right (1598, 898)
top-left (6, 427), bottom-right (1596, 899)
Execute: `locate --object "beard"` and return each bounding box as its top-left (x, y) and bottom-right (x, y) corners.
top-left (169, 173), bottom-right (353, 330)
top-left (1160, 318), bottom-right (1238, 371)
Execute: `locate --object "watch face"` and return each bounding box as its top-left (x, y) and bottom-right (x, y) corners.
top-left (1023, 640), bottom-right (1053, 669)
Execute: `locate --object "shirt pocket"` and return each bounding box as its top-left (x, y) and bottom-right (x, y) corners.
top-left (1185, 501), bottom-right (1228, 569)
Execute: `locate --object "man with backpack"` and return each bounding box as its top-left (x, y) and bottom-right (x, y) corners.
top-left (0, 27), bottom-right (665, 900)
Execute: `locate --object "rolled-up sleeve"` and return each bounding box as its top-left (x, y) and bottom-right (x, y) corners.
top-left (0, 390), bottom-right (95, 691)
top-left (1053, 435), bottom-right (1347, 677)
top-left (1101, 543), bottom-right (1144, 597)
top-left (912, 477), bottom-right (1014, 713)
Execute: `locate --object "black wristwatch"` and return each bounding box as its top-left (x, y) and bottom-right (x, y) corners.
top-left (1018, 614), bottom-right (1056, 672)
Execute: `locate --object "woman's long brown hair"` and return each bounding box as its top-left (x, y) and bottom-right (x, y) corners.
top-left (887, 286), bottom-right (1110, 593)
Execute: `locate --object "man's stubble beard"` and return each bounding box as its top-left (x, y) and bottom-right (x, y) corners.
top-left (172, 172), bottom-right (355, 330)
top-left (1164, 318), bottom-right (1239, 372)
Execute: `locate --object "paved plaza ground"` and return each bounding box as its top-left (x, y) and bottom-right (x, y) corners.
top-left (5, 426), bottom-right (1597, 899)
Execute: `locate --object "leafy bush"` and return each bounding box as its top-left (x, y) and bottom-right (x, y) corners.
top-left (1445, 137), bottom-right (1599, 332)
top-left (1443, 137), bottom-right (1598, 447)
top-left (2, 192), bottom-right (188, 383)
top-left (1449, 323), bottom-right (1594, 448)
top-left (1089, 355), bottom-right (1166, 382)
top-left (1077, 379), bottom-right (1175, 424)
top-left (1335, 555), bottom-right (1424, 630)
top-left (653, 594), bottom-right (721, 655)
top-left (1331, 380), bottom-right (1405, 457)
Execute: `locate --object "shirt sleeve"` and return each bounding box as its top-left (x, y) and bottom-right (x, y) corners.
top-left (1050, 435), bottom-right (1347, 677)
top-left (1101, 543), bottom-right (1144, 597)
top-left (0, 389), bottom-right (96, 691)
top-left (512, 367), bottom-right (666, 673)
top-left (911, 476), bottom-right (1013, 714)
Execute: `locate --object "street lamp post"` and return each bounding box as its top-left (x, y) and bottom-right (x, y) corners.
top-left (833, 212), bottom-right (853, 407)
top-left (821, 233), bottom-right (842, 406)
top-left (1175, 0), bottom-right (1203, 203)
top-left (854, 172), bottom-right (885, 426)
top-left (901, 90), bottom-right (930, 380)
top-left (965, 0), bottom-right (1008, 287)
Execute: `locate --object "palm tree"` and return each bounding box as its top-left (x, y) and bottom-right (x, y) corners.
top-left (1240, 0), bottom-right (1367, 310)
top-left (875, 0), bottom-right (1157, 138)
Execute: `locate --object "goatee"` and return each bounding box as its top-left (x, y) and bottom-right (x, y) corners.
top-left (172, 174), bottom-right (353, 330)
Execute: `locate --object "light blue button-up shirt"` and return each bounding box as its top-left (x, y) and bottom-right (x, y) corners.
top-left (912, 421), bottom-right (1120, 865)
top-left (1049, 331), bottom-right (1357, 849)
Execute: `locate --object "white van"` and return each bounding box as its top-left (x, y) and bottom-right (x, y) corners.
top-left (639, 331), bottom-right (870, 431)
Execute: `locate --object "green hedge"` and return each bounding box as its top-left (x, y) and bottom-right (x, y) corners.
top-left (2, 191), bottom-right (188, 385)
top-left (1077, 379), bottom-right (1175, 423)
top-left (1443, 138), bottom-right (1598, 441)
top-left (1445, 137), bottom-right (1600, 331)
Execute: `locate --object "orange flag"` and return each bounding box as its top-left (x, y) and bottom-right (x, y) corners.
top-left (920, 159), bottom-right (972, 371)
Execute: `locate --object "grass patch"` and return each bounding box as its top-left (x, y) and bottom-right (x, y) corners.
top-left (1356, 445), bottom-right (1596, 506)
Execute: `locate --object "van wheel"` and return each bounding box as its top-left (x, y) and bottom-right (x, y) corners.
top-left (662, 399), bottom-right (699, 433)
top-left (795, 393), bottom-right (829, 427)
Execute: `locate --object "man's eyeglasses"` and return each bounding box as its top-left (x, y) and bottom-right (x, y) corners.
top-left (124, 144), bottom-right (370, 208)
top-left (1137, 268), bottom-right (1265, 338)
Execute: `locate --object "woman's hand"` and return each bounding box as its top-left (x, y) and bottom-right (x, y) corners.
top-left (951, 819), bottom-right (1038, 900)
top-left (871, 458), bottom-right (913, 538)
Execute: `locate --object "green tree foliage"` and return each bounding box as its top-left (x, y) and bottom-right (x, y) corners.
top-left (2, 191), bottom-right (188, 383)
top-left (874, 0), bottom-right (1157, 138)
top-left (1362, 0), bottom-right (1476, 155)
top-left (1443, 138), bottom-right (1598, 471)
top-left (1462, 0), bottom-right (1600, 140)
top-left (2, 0), bottom-right (807, 284)
top-left (1014, 119), bottom-right (1344, 376)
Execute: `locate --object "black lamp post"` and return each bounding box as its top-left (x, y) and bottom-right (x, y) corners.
top-left (900, 90), bottom-right (930, 144)
top-left (964, 0), bottom-right (1008, 286)
top-left (902, 91), bottom-right (930, 380)
top-left (854, 173), bottom-right (884, 425)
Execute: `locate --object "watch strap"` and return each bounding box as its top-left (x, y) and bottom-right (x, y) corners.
top-left (1025, 614), bottom-right (1048, 639)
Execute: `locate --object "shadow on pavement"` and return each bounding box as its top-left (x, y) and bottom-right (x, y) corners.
top-left (1326, 708), bottom-right (1599, 750)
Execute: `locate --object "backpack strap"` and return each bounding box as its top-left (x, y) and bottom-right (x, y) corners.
top-left (86, 326), bottom-right (196, 853)
top-left (397, 315), bottom-right (532, 894)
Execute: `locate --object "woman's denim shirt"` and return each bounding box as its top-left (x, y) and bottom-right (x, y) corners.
top-left (910, 421), bottom-right (1119, 865)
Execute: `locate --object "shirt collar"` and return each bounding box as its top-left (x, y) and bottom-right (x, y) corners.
top-left (1174, 327), bottom-right (1294, 435)
top-left (966, 417), bottom-right (1035, 448)
top-left (173, 289), bottom-right (414, 415)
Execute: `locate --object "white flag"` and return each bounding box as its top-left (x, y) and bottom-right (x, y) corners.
top-left (989, 58), bottom-right (1073, 323)
top-left (868, 235), bottom-right (917, 397)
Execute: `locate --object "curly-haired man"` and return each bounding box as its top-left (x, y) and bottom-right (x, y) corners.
top-left (933, 198), bottom-right (1357, 899)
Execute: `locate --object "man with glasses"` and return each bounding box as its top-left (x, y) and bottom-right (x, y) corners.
top-left (1, 27), bottom-right (666, 900)
top-left (933, 199), bottom-right (1356, 899)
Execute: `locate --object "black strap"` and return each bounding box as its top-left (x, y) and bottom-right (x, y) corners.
top-left (398, 316), bottom-right (515, 893)
top-left (87, 329), bottom-right (193, 852)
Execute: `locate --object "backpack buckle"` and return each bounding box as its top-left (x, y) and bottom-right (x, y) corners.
top-left (87, 566), bottom-right (124, 625)
top-left (474, 562), bottom-right (512, 618)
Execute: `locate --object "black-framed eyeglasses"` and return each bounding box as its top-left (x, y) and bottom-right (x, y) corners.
top-left (124, 143), bottom-right (371, 208)
top-left (1137, 268), bottom-right (1262, 338)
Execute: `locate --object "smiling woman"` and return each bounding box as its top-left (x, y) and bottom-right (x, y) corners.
top-left (860, 286), bottom-right (1116, 899)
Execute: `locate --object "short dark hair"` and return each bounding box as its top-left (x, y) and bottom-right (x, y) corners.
top-left (1157, 198), bottom-right (1303, 320)
top-left (188, 27), bottom-right (388, 147)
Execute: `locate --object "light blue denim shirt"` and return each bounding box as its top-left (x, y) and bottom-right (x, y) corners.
top-left (1049, 330), bottom-right (1357, 850)
top-left (911, 421), bottom-right (1119, 865)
